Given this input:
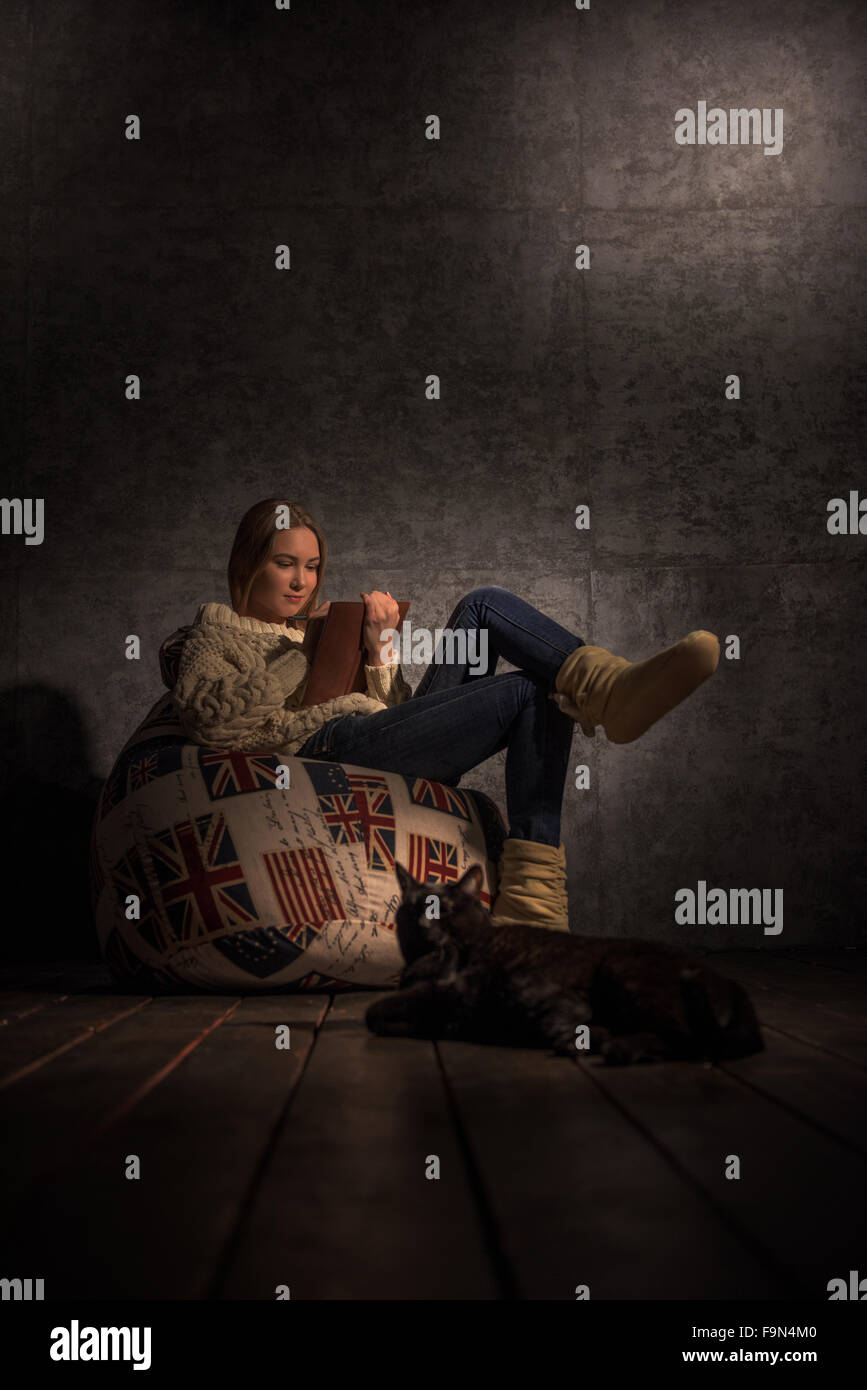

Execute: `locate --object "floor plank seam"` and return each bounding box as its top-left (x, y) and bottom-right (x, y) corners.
top-left (205, 991), bottom-right (334, 1301)
top-left (0, 999), bottom-right (154, 1092)
top-left (433, 1043), bottom-right (526, 1301)
top-left (573, 1058), bottom-right (809, 1298)
top-left (86, 999), bottom-right (245, 1143)
top-left (9, 999), bottom-right (245, 1205)
top-left (754, 1020), bottom-right (867, 1072)
top-left (0, 995), bottom-right (70, 1025)
top-left (717, 1059), bottom-right (867, 1161)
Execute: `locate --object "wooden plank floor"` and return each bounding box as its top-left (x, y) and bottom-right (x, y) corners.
top-left (1, 949), bottom-right (865, 1300)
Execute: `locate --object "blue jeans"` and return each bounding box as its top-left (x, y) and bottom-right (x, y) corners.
top-left (294, 585), bottom-right (586, 845)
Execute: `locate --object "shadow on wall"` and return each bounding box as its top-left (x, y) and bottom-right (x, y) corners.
top-left (0, 684), bottom-right (104, 963)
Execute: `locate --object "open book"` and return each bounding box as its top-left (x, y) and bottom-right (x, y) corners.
top-left (299, 600), bottom-right (410, 707)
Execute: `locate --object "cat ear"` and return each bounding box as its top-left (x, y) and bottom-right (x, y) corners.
top-left (394, 861), bottom-right (418, 896)
top-left (456, 864), bottom-right (483, 896)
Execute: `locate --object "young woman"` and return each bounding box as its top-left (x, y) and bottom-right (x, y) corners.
top-left (171, 497), bottom-right (720, 933)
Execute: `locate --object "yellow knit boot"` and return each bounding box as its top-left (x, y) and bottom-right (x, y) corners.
top-left (489, 838), bottom-right (570, 933)
top-left (552, 630), bottom-right (720, 744)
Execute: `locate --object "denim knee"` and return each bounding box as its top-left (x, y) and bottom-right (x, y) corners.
top-left (501, 669), bottom-right (547, 702)
top-left (461, 584), bottom-right (512, 607)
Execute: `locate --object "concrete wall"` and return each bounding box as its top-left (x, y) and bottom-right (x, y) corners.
top-left (2, 0), bottom-right (865, 958)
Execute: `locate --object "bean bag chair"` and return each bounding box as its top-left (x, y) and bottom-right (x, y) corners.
top-left (89, 632), bottom-right (508, 993)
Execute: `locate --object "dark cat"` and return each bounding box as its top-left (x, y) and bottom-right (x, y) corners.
top-left (365, 862), bottom-right (764, 1065)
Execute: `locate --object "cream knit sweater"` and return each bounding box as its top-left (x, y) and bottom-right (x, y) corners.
top-left (170, 601), bottom-right (413, 758)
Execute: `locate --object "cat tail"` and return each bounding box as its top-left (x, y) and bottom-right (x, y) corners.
top-left (679, 968), bottom-right (764, 1062)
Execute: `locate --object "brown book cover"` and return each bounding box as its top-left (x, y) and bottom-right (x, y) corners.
top-left (299, 600), bottom-right (410, 707)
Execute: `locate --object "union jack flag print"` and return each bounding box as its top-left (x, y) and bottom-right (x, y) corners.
top-left (403, 776), bottom-right (470, 820)
top-left (94, 666), bottom-right (509, 990)
top-left (148, 811), bottom-right (258, 948)
top-left (199, 748), bottom-right (282, 800)
top-left (404, 833), bottom-right (494, 909)
top-left (303, 761), bottom-right (397, 873)
top-left (109, 844), bottom-right (161, 952)
top-left (407, 834), bottom-right (460, 886)
top-left (126, 740), bottom-right (185, 793)
top-left (100, 759), bottom-right (129, 818)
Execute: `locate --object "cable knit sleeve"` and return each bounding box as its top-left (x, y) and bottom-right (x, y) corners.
top-left (172, 628), bottom-right (309, 750)
top-left (364, 661), bottom-right (413, 707)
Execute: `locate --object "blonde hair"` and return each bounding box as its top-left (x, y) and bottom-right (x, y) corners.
top-left (227, 498), bottom-right (327, 621)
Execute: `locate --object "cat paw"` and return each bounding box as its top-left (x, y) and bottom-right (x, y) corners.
top-left (365, 1000), bottom-right (406, 1035)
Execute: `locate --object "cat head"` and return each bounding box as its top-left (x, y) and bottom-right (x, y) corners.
top-left (678, 965), bottom-right (765, 1061)
top-left (392, 860), bottom-right (488, 969)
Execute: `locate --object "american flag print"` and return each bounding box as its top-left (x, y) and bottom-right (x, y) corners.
top-left (262, 845), bottom-right (344, 934)
top-left (212, 923), bottom-right (310, 979)
top-left (402, 776), bottom-right (471, 820)
top-left (148, 811), bottom-right (258, 947)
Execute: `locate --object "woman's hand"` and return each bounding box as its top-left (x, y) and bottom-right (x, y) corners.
top-left (360, 589), bottom-right (400, 666)
top-left (307, 600), bottom-right (331, 619)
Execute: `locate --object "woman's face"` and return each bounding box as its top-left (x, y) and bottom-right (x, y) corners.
top-left (244, 525), bottom-right (320, 625)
